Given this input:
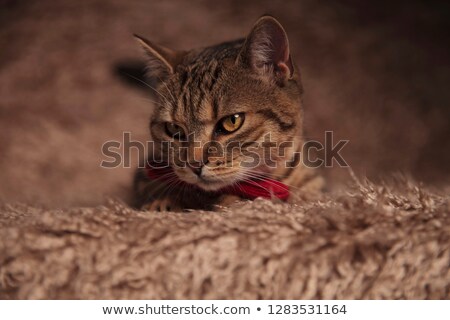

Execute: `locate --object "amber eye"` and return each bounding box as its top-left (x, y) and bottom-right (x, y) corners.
top-left (165, 122), bottom-right (186, 139)
top-left (217, 113), bottom-right (245, 134)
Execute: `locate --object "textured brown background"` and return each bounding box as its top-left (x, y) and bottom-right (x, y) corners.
top-left (0, 1), bottom-right (449, 300)
top-left (0, 0), bottom-right (449, 207)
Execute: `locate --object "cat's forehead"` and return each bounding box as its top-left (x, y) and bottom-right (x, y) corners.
top-left (161, 63), bottom-right (229, 121)
top-left (158, 62), bottom-right (273, 128)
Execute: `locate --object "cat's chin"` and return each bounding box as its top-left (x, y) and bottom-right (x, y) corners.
top-left (195, 179), bottom-right (234, 192)
top-left (177, 174), bottom-right (236, 192)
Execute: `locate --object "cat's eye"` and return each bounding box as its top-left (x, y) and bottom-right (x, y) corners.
top-left (165, 122), bottom-right (186, 139)
top-left (217, 113), bottom-right (245, 134)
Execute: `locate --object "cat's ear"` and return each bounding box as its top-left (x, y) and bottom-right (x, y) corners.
top-left (134, 34), bottom-right (184, 80)
top-left (239, 16), bottom-right (294, 84)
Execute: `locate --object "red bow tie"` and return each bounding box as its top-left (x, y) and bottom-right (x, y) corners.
top-left (146, 164), bottom-right (290, 201)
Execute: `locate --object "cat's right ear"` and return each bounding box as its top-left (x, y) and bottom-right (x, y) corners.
top-left (134, 34), bottom-right (184, 80)
top-left (238, 16), bottom-right (295, 85)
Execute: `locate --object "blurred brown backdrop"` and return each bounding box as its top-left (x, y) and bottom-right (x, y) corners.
top-left (0, 0), bottom-right (449, 207)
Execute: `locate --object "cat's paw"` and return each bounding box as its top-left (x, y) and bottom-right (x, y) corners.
top-left (215, 195), bottom-right (243, 208)
top-left (141, 198), bottom-right (180, 212)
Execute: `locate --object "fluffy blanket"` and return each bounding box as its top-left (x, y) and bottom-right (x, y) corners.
top-left (1, 0), bottom-right (449, 300)
top-left (1, 177), bottom-right (448, 299)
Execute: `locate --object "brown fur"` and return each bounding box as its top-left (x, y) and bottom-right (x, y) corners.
top-left (1, 177), bottom-right (448, 299)
top-left (133, 16), bottom-right (323, 211)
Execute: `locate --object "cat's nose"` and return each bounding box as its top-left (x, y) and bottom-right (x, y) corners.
top-left (187, 162), bottom-right (203, 176)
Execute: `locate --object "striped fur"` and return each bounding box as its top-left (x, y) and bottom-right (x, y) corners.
top-left (133, 16), bottom-right (323, 211)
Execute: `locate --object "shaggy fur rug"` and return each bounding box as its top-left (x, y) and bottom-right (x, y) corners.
top-left (1, 177), bottom-right (448, 299)
top-left (1, 0), bottom-right (449, 300)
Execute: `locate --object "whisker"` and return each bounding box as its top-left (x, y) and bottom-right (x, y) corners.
top-left (239, 171), bottom-right (303, 202)
top-left (133, 96), bottom-right (165, 108)
top-left (244, 171), bottom-right (303, 192)
top-left (124, 72), bottom-right (170, 103)
top-left (156, 75), bottom-right (177, 106)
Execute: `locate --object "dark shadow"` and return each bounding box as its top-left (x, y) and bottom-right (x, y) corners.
top-left (112, 59), bottom-right (154, 93)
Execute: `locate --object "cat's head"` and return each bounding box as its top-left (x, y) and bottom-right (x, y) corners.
top-left (136, 16), bottom-right (303, 191)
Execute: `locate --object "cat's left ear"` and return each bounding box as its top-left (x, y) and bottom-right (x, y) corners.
top-left (134, 34), bottom-right (185, 81)
top-left (239, 16), bottom-right (295, 84)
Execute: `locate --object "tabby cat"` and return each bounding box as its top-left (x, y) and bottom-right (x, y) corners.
top-left (133, 16), bottom-right (323, 211)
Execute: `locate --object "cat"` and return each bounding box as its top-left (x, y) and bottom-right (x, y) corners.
top-left (132, 16), bottom-right (323, 211)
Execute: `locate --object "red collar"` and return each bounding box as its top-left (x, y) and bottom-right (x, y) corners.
top-left (146, 164), bottom-right (289, 201)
